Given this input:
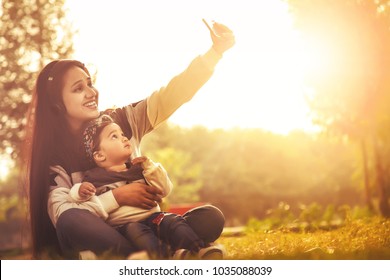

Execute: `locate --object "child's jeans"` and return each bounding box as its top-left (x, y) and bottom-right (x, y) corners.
top-left (121, 212), bottom-right (205, 259)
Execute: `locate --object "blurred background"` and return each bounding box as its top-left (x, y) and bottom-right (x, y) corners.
top-left (1, 0), bottom-right (390, 257)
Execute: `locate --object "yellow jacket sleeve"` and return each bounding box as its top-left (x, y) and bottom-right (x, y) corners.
top-left (146, 47), bottom-right (222, 128)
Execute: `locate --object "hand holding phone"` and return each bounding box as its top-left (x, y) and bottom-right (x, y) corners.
top-left (202, 18), bottom-right (235, 55)
top-left (202, 18), bottom-right (217, 36)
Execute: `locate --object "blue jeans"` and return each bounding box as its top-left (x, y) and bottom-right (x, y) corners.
top-left (120, 212), bottom-right (206, 259)
top-left (56, 205), bottom-right (224, 259)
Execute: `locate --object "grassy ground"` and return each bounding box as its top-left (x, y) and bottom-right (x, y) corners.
top-left (2, 217), bottom-right (389, 260)
top-left (219, 217), bottom-right (390, 260)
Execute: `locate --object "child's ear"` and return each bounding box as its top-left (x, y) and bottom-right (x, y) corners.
top-left (93, 151), bottom-right (106, 162)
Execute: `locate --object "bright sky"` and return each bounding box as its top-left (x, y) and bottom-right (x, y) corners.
top-left (0, 0), bottom-right (319, 181)
top-left (65, 0), bottom-right (315, 134)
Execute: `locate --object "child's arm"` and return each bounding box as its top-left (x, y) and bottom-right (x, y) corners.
top-left (132, 156), bottom-right (173, 197)
top-left (79, 182), bottom-right (96, 198)
top-left (69, 182), bottom-right (96, 202)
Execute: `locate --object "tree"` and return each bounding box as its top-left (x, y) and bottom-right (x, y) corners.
top-left (0, 0), bottom-right (75, 163)
top-left (287, 0), bottom-right (390, 216)
top-left (142, 123), bottom-right (359, 224)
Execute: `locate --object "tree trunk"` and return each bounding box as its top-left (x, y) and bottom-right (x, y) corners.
top-left (360, 138), bottom-right (374, 210)
top-left (373, 137), bottom-right (390, 217)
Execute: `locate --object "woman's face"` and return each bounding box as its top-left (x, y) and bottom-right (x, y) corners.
top-left (61, 66), bottom-right (99, 132)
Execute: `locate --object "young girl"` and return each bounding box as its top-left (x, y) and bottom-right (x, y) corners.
top-left (26, 20), bottom-right (235, 259)
top-left (70, 115), bottom-right (223, 259)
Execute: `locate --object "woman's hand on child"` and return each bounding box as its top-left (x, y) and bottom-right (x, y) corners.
top-left (79, 182), bottom-right (96, 198)
top-left (112, 182), bottom-right (163, 209)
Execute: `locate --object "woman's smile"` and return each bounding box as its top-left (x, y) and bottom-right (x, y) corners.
top-left (83, 100), bottom-right (98, 109)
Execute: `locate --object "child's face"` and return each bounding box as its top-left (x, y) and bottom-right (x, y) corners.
top-left (97, 123), bottom-right (132, 165)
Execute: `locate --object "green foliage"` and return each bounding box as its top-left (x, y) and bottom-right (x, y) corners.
top-left (0, 194), bottom-right (27, 222)
top-left (142, 123), bottom-right (362, 224)
top-left (0, 167), bottom-right (27, 223)
top-left (0, 0), bottom-right (75, 161)
top-left (299, 202), bottom-right (323, 225)
top-left (245, 202), bottom-right (376, 234)
top-left (144, 147), bottom-right (202, 204)
top-left (350, 205), bottom-right (375, 220)
top-left (0, 167), bottom-right (29, 253)
top-left (322, 204), bottom-right (335, 222)
top-left (250, 202), bottom-right (297, 231)
top-left (245, 217), bottom-right (269, 232)
top-left (287, 0), bottom-right (390, 215)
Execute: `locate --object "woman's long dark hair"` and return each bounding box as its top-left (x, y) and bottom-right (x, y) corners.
top-left (25, 60), bottom-right (91, 258)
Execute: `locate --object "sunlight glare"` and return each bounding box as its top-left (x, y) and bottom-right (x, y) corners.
top-left (66, 0), bottom-right (318, 135)
top-left (0, 156), bottom-right (11, 182)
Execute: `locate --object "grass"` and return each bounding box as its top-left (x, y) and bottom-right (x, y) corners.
top-left (1, 217), bottom-right (389, 260)
top-left (219, 217), bottom-right (390, 260)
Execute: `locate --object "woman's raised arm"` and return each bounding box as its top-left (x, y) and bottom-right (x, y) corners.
top-left (146, 21), bottom-right (235, 128)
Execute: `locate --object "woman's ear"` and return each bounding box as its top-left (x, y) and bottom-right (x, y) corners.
top-left (93, 151), bottom-right (106, 162)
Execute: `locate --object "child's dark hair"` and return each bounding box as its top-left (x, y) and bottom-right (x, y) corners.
top-left (82, 114), bottom-right (114, 162)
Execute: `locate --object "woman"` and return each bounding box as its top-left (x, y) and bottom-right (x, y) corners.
top-left (25, 20), bottom-right (235, 259)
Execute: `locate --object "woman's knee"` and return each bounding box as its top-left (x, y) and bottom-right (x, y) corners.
top-left (204, 205), bottom-right (225, 228)
top-left (56, 208), bottom-right (88, 231)
top-left (56, 208), bottom-right (135, 257)
top-left (183, 205), bottom-right (225, 243)
top-left (56, 208), bottom-right (105, 240)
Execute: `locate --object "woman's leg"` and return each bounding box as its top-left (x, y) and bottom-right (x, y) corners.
top-left (56, 208), bottom-right (136, 259)
top-left (182, 205), bottom-right (225, 244)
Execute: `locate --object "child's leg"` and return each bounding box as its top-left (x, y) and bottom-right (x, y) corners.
top-left (156, 213), bottom-right (205, 253)
top-left (123, 222), bottom-right (169, 259)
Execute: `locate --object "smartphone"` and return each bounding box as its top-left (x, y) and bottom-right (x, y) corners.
top-left (202, 18), bottom-right (216, 36)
